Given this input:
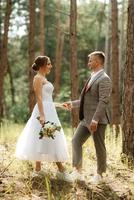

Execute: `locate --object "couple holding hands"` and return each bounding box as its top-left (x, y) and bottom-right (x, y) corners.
top-left (15, 51), bottom-right (112, 184)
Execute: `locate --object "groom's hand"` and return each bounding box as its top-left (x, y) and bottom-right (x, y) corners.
top-left (89, 120), bottom-right (98, 133)
top-left (62, 102), bottom-right (72, 110)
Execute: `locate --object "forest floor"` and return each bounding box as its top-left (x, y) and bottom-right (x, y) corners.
top-left (0, 123), bottom-right (134, 200)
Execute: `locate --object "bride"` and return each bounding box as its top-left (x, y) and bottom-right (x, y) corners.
top-left (15, 55), bottom-right (72, 182)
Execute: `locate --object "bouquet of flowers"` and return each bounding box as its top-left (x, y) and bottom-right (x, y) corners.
top-left (37, 117), bottom-right (61, 139)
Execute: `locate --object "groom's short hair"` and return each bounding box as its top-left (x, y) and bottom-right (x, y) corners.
top-left (88, 51), bottom-right (105, 64)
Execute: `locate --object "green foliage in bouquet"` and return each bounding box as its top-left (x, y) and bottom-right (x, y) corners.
top-left (37, 117), bottom-right (61, 139)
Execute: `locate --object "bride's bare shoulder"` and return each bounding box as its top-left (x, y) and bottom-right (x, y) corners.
top-left (33, 74), bottom-right (42, 83)
top-left (33, 74), bottom-right (47, 85)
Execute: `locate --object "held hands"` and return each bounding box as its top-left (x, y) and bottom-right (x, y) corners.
top-left (54, 102), bottom-right (72, 110)
top-left (62, 102), bottom-right (72, 110)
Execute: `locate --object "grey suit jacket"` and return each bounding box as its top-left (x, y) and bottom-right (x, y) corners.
top-left (72, 70), bottom-right (112, 125)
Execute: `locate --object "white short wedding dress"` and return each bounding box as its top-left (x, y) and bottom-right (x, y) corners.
top-left (15, 81), bottom-right (69, 162)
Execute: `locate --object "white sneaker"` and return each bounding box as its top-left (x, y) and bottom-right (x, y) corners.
top-left (70, 170), bottom-right (85, 182)
top-left (56, 171), bottom-right (73, 182)
top-left (31, 170), bottom-right (45, 178)
top-left (90, 174), bottom-right (103, 184)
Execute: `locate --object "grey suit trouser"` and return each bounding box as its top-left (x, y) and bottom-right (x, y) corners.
top-left (72, 121), bottom-right (107, 174)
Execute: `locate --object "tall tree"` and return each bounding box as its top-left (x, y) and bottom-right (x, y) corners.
top-left (28, 0), bottom-right (36, 113)
top-left (0, 0), bottom-right (2, 51)
top-left (111, 0), bottom-right (120, 128)
top-left (119, 0), bottom-right (126, 99)
top-left (95, 2), bottom-right (106, 50)
top-left (54, 0), bottom-right (65, 97)
top-left (7, 63), bottom-right (15, 105)
top-left (40, 0), bottom-right (45, 55)
top-left (105, 2), bottom-right (111, 76)
top-left (0, 0), bottom-right (12, 120)
top-left (70, 0), bottom-right (79, 128)
top-left (122, 0), bottom-right (134, 164)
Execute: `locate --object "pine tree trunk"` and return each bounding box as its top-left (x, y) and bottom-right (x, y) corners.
top-left (105, 2), bottom-right (111, 76)
top-left (28, 0), bottom-right (36, 114)
top-left (0, 0), bottom-right (2, 49)
top-left (119, 0), bottom-right (126, 101)
top-left (70, 0), bottom-right (79, 128)
top-left (122, 0), bottom-right (134, 164)
top-left (7, 62), bottom-right (15, 105)
top-left (111, 0), bottom-right (120, 126)
top-left (95, 3), bottom-right (106, 50)
top-left (0, 0), bottom-right (12, 120)
top-left (54, 0), bottom-right (64, 97)
top-left (54, 32), bottom-right (64, 97)
top-left (40, 0), bottom-right (45, 55)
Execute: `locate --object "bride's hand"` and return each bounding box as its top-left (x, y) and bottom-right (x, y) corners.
top-left (54, 102), bottom-right (72, 110)
top-left (39, 116), bottom-right (45, 126)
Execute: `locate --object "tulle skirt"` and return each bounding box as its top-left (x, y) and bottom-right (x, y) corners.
top-left (15, 102), bottom-right (69, 162)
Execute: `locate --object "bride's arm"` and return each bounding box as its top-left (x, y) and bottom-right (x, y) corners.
top-left (54, 102), bottom-right (65, 108)
top-left (33, 77), bottom-right (45, 124)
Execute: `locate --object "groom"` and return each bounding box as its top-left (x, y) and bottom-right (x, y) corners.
top-left (65, 51), bottom-right (112, 184)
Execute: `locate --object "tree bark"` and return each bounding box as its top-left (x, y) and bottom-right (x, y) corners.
top-left (28, 0), bottom-right (36, 114)
top-left (0, 0), bottom-right (2, 49)
top-left (111, 0), bottom-right (120, 126)
top-left (70, 0), bottom-right (79, 128)
top-left (0, 0), bottom-right (12, 120)
top-left (54, 0), bottom-right (65, 98)
top-left (54, 32), bottom-right (64, 98)
top-left (122, 0), bottom-right (134, 164)
top-left (40, 0), bottom-right (45, 55)
top-left (105, 2), bottom-right (111, 77)
top-left (95, 2), bottom-right (106, 50)
top-left (7, 62), bottom-right (15, 105)
top-left (119, 0), bottom-right (126, 102)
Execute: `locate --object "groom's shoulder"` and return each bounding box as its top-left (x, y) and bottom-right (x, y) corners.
top-left (98, 71), bottom-right (111, 84)
top-left (104, 72), bottom-right (110, 79)
top-left (101, 71), bottom-right (111, 80)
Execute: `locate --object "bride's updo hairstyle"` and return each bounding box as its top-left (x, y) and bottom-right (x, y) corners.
top-left (32, 56), bottom-right (50, 71)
